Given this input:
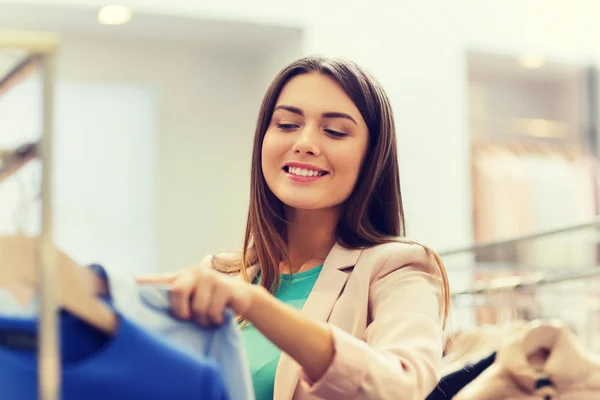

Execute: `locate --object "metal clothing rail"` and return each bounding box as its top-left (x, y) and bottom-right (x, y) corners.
top-left (439, 216), bottom-right (600, 257)
top-left (452, 267), bottom-right (600, 297)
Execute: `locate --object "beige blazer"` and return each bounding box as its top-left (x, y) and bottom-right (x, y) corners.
top-left (244, 241), bottom-right (445, 400)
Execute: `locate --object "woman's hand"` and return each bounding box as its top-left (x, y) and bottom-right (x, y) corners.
top-left (136, 255), bottom-right (257, 326)
top-left (138, 254), bottom-right (336, 382)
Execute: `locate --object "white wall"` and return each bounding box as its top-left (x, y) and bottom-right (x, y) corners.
top-left (53, 82), bottom-right (158, 275)
top-left (3, 0), bottom-right (600, 276)
top-left (298, 0), bottom-right (600, 253)
top-left (52, 34), bottom-right (275, 271)
top-left (297, 1), bottom-right (472, 257)
top-left (0, 75), bottom-right (158, 274)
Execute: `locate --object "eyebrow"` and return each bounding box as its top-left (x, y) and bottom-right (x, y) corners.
top-left (274, 104), bottom-right (357, 125)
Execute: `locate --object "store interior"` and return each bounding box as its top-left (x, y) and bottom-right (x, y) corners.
top-left (2, 1), bottom-right (600, 399)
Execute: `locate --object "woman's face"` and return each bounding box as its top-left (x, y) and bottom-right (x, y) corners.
top-left (261, 73), bottom-right (369, 211)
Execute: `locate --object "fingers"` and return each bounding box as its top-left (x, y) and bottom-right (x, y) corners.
top-left (169, 272), bottom-right (199, 319)
top-left (205, 276), bottom-right (232, 326)
top-left (190, 270), bottom-right (215, 327)
top-left (145, 266), bottom-right (237, 327)
top-left (136, 272), bottom-right (180, 285)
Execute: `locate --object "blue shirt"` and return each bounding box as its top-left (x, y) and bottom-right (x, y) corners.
top-left (0, 265), bottom-right (255, 400)
top-left (0, 311), bottom-right (228, 400)
top-left (93, 264), bottom-right (255, 400)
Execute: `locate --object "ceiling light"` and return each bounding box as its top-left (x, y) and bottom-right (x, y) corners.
top-left (97, 5), bottom-right (133, 25)
top-left (517, 53), bottom-right (545, 69)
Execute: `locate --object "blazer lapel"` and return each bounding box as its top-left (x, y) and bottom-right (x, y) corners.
top-left (245, 265), bottom-right (260, 283)
top-left (273, 243), bottom-right (362, 399)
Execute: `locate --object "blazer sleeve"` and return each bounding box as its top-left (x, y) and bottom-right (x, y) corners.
top-left (305, 244), bottom-right (445, 400)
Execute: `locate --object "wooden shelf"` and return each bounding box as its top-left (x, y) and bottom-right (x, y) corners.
top-left (0, 30), bottom-right (59, 54)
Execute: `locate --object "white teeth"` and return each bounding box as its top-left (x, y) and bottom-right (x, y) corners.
top-left (288, 167), bottom-right (323, 177)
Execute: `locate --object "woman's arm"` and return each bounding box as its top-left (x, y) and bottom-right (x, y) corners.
top-left (138, 259), bottom-right (337, 382)
top-left (137, 244), bottom-right (445, 400)
top-left (305, 265), bottom-right (444, 400)
top-left (245, 285), bottom-right (335, 382)
top-left (246, 244), bottom-right (445, 400)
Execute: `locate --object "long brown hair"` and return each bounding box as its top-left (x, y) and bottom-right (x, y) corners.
top-left (214, 56), bottom-right (450, 327)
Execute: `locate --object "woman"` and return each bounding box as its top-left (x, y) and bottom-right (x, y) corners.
top-left (138, 56), bottom-right (450, 400)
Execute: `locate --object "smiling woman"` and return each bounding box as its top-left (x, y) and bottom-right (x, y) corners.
top-left (262, 72), bottom-right (369, 212)
top-left (137, 56), bottom-right (450, 400)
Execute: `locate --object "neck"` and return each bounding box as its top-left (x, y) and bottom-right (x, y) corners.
top-left (283, 206), bottom-right (340, 273)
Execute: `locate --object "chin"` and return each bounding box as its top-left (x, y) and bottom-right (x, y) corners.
top-left (275, 192), bottom-right (326, 211)
top-left (280, 199), bottom-right (324, 210)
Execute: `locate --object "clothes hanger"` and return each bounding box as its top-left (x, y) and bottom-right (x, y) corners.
top-left (0, 142), bottom-right (38, 185)
top-left (0, 235), bottom-right (117, 335)
top-left (522, 319), bottom-right (561, 360)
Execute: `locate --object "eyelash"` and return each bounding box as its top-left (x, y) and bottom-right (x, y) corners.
top-left (276, 123), bottom-right (298, 132)
top-left (326, 129), bottom-right (348, 137)
top-left (276, 123), bottom-right (348, 138)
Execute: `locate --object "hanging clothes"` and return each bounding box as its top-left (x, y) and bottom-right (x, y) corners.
top-left (92, 264), bottom-right (255, 400)
top-left (427, 351), bottom-right (496, 400)
top-left (0, 264), bottom-right (255, 400)
top-left (0, 310), bottom-right (229, 400)
top-left (471, 145), bottom-right (597, 269)
top-left (471, 145), bottom-right (599, 326)
top-left (472, 146), bottom-right (533, 264)
top-left (453, 321), bottom-right (600, 399)
top-left (440, 321), bottom-right (528, 377)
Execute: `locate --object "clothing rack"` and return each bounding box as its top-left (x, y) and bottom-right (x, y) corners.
top-left (452, 266), bottom-right (600, 297)
top-left (439, 216), bottom-right (600, 257)
top-left (0, 53), bottom-right (41, 98)
top-left (0, 30), bottom-right (59, 400)
top-left (442, 216), bottom-right (600, 297)
top-left (0, 142), bottom-right (38, 183)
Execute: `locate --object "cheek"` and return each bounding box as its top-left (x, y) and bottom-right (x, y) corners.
top-left (331, 144), bottom-right (366, 181)
top-left (261, 130), bottom-right (286, 176)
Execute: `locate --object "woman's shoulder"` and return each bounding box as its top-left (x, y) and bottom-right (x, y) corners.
top-left (357, 238), bottom-right (443, 278)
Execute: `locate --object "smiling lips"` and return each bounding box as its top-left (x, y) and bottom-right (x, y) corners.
top-left (283, 163), bottom-right (328, 183)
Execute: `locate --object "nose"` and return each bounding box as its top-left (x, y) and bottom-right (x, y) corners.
top-left (292, 127), bottom-right (321, 156)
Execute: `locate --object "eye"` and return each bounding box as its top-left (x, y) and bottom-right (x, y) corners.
top-left (324, 129), bottom-right (348, 138)
top-left (277, 123), bottom-right (299, 132)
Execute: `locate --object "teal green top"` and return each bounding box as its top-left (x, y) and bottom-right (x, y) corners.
top-left (241, 265), bottom-right (323, 400)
